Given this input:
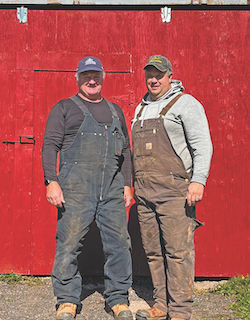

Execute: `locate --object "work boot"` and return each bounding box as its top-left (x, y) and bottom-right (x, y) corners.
top-left (136, 306), bottom-right (167, 320)
top-left (112, 303), bottom-right (133, 320)
top-left (56, 303), bottom-right (77, 320)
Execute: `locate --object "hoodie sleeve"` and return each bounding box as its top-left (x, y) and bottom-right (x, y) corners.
top-left (180, 95), bottom-right (213, 186)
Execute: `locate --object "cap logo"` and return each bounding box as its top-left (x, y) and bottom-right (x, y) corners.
top-left (85, 58), bottom-right (97, 65)
top-left (149, 57), bottom-right (162, 64)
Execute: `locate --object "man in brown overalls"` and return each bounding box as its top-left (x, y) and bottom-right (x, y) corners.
top-left (132, 55), bottom-right (213, 320)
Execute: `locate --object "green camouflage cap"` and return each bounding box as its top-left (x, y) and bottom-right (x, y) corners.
top-left (144, 55), bottom-right (172, 73)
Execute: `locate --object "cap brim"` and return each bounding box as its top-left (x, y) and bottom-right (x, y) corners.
top-left (77, 66), bottom-right (103, 73)
top-left (144, 64), bottom-right (167, 72)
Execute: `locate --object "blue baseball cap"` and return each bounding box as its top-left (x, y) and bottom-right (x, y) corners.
top-left (77, 56), bottom-right (104, 73)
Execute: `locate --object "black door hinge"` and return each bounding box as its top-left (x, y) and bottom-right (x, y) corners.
top-left (2, 136), bottom-right (35, 146)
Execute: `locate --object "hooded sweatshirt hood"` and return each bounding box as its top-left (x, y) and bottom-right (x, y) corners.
top-left (142, 80), bottom-right (184, 105)
top-left (137, 80), bottom-right (184, 127)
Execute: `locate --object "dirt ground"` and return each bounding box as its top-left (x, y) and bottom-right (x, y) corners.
top-left (0, 277), bottom-right (236, 320)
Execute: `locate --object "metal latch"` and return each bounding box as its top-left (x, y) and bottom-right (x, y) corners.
top-left (17, 7), bottom-right (28, 24)
top-left (161, 7), bottom-right (171, 23)
top-left (2, 136), bottom-right (35, 146)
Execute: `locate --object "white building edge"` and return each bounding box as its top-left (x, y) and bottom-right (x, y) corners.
top-left (0, 0), bottom-right (248, 5)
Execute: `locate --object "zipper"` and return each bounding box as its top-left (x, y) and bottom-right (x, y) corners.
top-left (99, 125), bottom-right (109, 201)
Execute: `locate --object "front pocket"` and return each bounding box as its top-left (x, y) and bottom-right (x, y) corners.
top-left (59, 163), bottom-right (93, 195)
top-left (172, 175), bottom-right (189, 197)
top-left (58, 162), bottom-right (74, 186)
top-left (113, 130), bottom-right (125, 156)
top-left (135, 173), bottom-right (176, 190)
top-left (133, 128), bottom-right (158, 158)
top-left (80, 132), bottom-right (102, 157)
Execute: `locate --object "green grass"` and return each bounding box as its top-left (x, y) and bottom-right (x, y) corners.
top-left (0, 274), bottom-right (43, 286)
top-left (212, 275), bottom-right (250, 320)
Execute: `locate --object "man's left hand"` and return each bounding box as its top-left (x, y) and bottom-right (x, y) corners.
top-left (124, 186), bottom-right (133, 207)
top-left (187, 182), bottom-right (204, 206)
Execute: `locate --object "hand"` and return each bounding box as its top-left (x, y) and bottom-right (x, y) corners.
top-left (124, 186), bottom-right (133, 208)
top-left (46, 181), bottom-right (65, 208)
top-left (186, 182), bottom-right (204, 206)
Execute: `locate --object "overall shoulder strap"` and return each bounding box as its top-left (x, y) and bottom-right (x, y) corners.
top-left (69, 95), bottom-right (90, 115)
top-left (159, 92), bottom-right (185, 117)
top-left (136, 103), bottom-right (146, 120)
top-left (105, 99), bottom-right (119, 118)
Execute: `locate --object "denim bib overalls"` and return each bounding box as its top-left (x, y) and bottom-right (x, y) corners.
top-left (52, 96), bottom-right (132, 309)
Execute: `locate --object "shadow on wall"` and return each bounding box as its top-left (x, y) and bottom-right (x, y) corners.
top-left (78, 203), bottom-right (150, 277)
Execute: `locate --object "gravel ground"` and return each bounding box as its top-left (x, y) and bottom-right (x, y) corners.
top-left (0, 277), bottom-right (235, 320)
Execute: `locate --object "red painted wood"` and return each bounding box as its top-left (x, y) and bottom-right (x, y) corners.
top-left (0, 9), bottom-right (249, 276)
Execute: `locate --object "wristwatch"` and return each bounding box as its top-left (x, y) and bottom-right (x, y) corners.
top-left (45, 179), bottom-right (54, 186)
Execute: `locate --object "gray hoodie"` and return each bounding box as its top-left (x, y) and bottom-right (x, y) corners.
top-left (132, 80), bottom-right (213, 186)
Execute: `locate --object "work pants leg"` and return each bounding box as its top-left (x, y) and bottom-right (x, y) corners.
top-left (137, 201), bottom-right (168, 313)
top-left (157, 197), bottom-right (197, 320)
top-left (96, 195), bottom-right (132, 308)
top-left (52, 195), bottom-right (96, 307)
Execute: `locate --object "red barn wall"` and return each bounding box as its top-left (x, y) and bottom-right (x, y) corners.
top-left (0, 8), bottom-right (249, 276)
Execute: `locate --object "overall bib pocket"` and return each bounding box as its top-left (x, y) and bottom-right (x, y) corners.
top-left (113, 129), bottom-right (125, 156)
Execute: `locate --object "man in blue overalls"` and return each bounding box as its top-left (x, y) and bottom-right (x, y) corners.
top-left (42, 57), bottom-right (133, 320)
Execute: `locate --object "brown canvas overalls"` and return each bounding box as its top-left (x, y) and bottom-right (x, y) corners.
top-left (132, 94), bottom-right (202, 320)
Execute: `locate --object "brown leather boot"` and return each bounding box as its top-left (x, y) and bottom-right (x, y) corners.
top-left (112, 304), bottom-right (133, 320)
top-left (136, 306), bottom-right (167, 320)
top-left (56, 303), bottom-right (77, 320)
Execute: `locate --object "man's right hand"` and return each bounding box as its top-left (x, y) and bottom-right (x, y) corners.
top-left (46, 181), bottom-right (65, 208)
